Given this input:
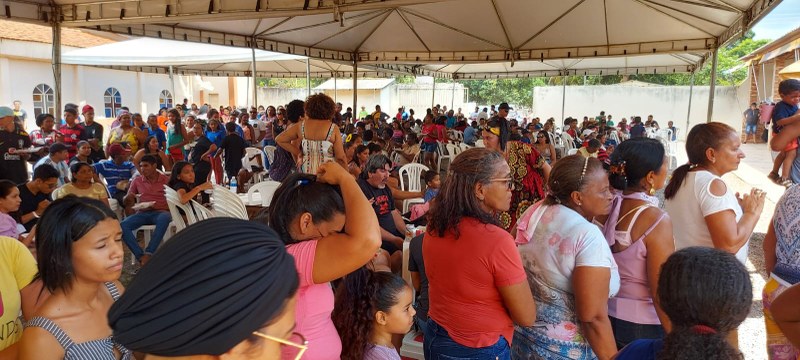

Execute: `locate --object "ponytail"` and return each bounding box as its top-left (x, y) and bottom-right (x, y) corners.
top-left (666, 122), bottom-right (737, 199)
top-left (658, 326), bottom-right (743, 360)
top-left (663, 163), bottom-right (691, 200)
top-left (332, 267), bottom-right (409, 360)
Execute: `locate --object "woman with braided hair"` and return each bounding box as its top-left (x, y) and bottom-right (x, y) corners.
top-left (602, 137), bottom-right (674, 348)
top-left (615, 246), bottom-right (752, 360)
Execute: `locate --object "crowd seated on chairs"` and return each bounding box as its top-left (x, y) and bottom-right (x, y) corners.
top-left (4, 98), bottom-right (799, 360)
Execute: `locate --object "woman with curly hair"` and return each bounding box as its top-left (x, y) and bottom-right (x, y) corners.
top-left (615, 247), bottom-right (752, 359)
top-left (276, 93), bottom-right (346, 174)
top-left (332, 267), bottom-right (414, 360)
top-left (482, 116), bottom-right (551, 233)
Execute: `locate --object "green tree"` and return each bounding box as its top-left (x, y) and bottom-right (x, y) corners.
top-left (257, 78), bottom-right (327, 88)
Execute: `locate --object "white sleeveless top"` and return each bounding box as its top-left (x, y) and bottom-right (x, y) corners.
top-left (664, 170), bottom-right (747, 263)
top-left (299, 121), bottom-right (336, 174)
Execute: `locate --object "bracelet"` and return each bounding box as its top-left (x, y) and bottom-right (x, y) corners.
top-left (31, 211), bottom-right (40, 219)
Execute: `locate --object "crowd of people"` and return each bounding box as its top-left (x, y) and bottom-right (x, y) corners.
top-left (0, 80), bottom-right (798, 360)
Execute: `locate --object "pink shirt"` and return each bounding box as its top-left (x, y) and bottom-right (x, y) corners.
top-left (285, 240), bottom-right (341, 359)
top-left (128, 173), bottom-right (169, 212)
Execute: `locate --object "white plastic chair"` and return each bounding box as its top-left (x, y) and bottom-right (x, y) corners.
top-left (191, 200), bottom-right (215, 221)
top-left (398, 163), bottom-right (429, 213)
top-left (263, 145), bottom-right (277, 165)
top-left (436, 142), bottom-right (453, 174)
top-left (130, 224), bottom-right (176, 265)
top-left (561, 132), bottom-right (576, 152)
top-left (458, 143), bottom-right (471, 152)
top-left (247, 180), bottom-right (281, 207)
top-left (243, 147), bottom-right (268, 183)
top-left (445, 143), bottom-right (460, 159)
top-left (567, 148), bottom-right (579, 156)
top-left (475, 139), bottom-right (485, 148)
top-left (212, 185), bottom-right (248, 219)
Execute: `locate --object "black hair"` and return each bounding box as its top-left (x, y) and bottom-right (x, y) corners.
top-left (435, 116), bottom-right (446, 125)
top-left (361, 154), bottom-right (391, 179)
top-left (423, 170), bottom-right (438, 184)
top-left (367, 143), bottom-right (382, 155)
top-left (778, 79), bottom-right (800, 95)
top-left (608, 138), bottom-right (665, 191)
top-left (363, 130), bottom-right (374, 142)
top-left (140, 154), bottom-right (158, 165)
top-left (286, 100), bottom-right (306, 123)
top-left (0, 180), bottom-right (16, 199)
top-left (352, 145), bottom-right (369, 165)
top-left (168, 109), bottom-right (182, 127)
top-left (169, 161), bottom-right (193, 188)
top-left (486, 117), bottom-right (511, 151)
top-left (657, 247), bottom-right (751, 360)
top-left (33, 163), bottom-right (60, 181)
top-left (665, 122), bottom-right (735, 199)
top-left (68, 162), bottom-right (93, 182)
top-left (545, 155), bottom-right (605, 206)
top-left (536, 130), bottom-right (550, 144)
top-left (332, 267), bottom-right (410, 360)
top-left (268, 173), bottom-right (345, 245)
top-left (35, 113), bottom-right (54, 127)
top-left (225, 121), bottom-right (237, 133)
top-left (144, 135), bottom-right (160, 152)
top-left (427, 148), bottom-right (504, 238)
top-left (35, 196), bottom-right (117, 292)
top-left (587, 139), bottom-right (601, 150)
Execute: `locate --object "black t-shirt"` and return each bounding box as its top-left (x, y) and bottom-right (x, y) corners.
top-left (0, 128), bottom-right (32, 184)
top-left (81, 122), bottom-right (104, 143)
top-left (190, 136), bottom-right (213, 164)
top-left (14, 184), bottom-right (49, 232)
top-left (744, 109), bottom-right (760, 125)
top-left (219, 134), bottom-right (247, 175)
top-left (357, 177), bottom-right (401, 237)
top-left (408, 234), bottom-right (429, 321)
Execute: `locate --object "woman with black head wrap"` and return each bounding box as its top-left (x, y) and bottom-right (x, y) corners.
top-left (108, 218), bottom-right (303, 359)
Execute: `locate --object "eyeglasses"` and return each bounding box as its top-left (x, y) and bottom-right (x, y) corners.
top-left (252, 331), bottom-right (308, 360)
top-left (490, 178), bottom-right (515, 190)
top-left (536, 135), bottom-right (545, 138)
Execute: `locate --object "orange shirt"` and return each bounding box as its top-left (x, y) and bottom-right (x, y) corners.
top-left (157, 116), bottom-right (168, 132)
top-left (423, 217), bottom-right (527, 348)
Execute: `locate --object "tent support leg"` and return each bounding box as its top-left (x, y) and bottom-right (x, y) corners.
top-left (333, 71), bottom-right (338, 103)
top-left (353, 58), bottom-right (358, 120)
top-left (251, 37), bottom-right (258, 108)
top-left (306, 58), bottom-right (311, 97)
top-left (561, 75), bottom-right (567, 122)
top-left (431, 77), bottom-right (436, 108)
top-left (707, 47), bottom-right (718, 123)
top-left (686, 72), bottom-right (695, 136)
top-left (451, 80), bottom-right (456, 111)
top-left (169, 65), bottom-right (176, 108)
top-left (52, 19), bottom-right (62, 122)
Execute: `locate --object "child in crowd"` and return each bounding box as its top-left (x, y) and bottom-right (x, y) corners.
top-left (577, 138), bottom-right (601, 158)
top-left (333, 267), bottom-right (415, 360)
top-left (423, 171), bottom-right (440, 203)
top-left (0, 180), bottom-right (23, 239)
top-left (768, 79), bottom-right (800, 186)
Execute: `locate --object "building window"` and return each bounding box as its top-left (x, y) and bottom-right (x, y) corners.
top-left (159, 90), bottom-right (174, 109)
top-left (32, 84), bottom-right (55, 117)
top-left (104, 87), bottom-right (122, 118)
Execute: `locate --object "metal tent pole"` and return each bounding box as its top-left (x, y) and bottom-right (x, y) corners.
top-left (169, 65), bottom-right (176, 108)
top-left (431, 77), bottom-right (436, 108)
top-left (707, 48), bottom-right (718, 123)
top-left (762, 62), bottom-right (768, 102)
top-left (685, 72), bottom-right (695, 135)
top-left (333, 71), bottom-right (338, 102)
top-left (306, 59), bottom-right (311, 97)
top-left (561, 75), bottom-right (567, 122)
top-left (752, 64), bottom-right (761, 103)
top-left (251, 38), bottom-right (258, 108)
top-left (52, 18), bottom-right (62, 122)
top-left (451, 80), bottom-right (456, 110)
top-left (353, 59), bottom-right (358, 119)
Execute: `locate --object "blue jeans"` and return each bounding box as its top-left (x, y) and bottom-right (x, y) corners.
top-left (609, 316), bottom-right (665, 350)
top-left (121, 210), bottom-right (172, 261)
top-left (415, 316), bottom-right (430, 338)
top-left (424, 319), bottom-right (511, 360)
top-left (745, 123), bottom-right (757, 135)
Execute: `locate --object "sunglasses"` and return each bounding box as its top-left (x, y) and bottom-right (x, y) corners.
top-left (252, 331), bottom-right (308, 360)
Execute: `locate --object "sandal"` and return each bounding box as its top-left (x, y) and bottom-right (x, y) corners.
top-left (779, 178), bottom-right (793, 187)
top-left (768, 171), bottom-right (780, 183)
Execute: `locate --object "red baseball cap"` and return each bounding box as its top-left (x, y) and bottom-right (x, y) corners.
top-left (82, 105), bottom-right (94, 114)
top-left (108, 143), bottom-right (131, 156)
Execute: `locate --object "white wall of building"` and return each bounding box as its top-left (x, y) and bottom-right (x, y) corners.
top-left (533, 81), bottom-right (750, 140)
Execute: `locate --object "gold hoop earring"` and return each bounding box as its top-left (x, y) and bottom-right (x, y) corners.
top-left (649, 187), bottom-right (656, 196)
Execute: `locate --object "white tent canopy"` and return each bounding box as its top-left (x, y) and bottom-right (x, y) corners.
top-left (61, 37), bottom-right (411, 78)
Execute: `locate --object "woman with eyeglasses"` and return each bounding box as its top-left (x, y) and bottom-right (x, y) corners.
top-left (482, 117), bottom-right (551, 233)
top-left (423, 148), bottom-right (536, 359)
top-left (512, 155), bottom-right (619, 360)
top-left (534, 130), bottom-right (557, 165)
top-left (109, 218), bottom-right (305, 359)
top-left (268, 162), bottom-right (381, 360)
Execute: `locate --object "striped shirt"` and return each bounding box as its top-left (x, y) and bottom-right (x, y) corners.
top-left (93, 160), bottom-right (137, 196)
top-left (25, 282), bottom-right (133, 360)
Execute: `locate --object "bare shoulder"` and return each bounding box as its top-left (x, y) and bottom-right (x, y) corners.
top-left (708, 178), bottom-right (728, 197)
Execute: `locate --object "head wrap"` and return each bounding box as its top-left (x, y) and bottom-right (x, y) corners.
top-left (108, 218), bottom-right (298, 356)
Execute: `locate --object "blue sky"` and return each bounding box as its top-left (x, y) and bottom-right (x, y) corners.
top-left (751, 0), bottom-right (800, 40)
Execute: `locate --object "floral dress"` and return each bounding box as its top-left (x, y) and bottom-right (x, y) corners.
top-left (499, 141), bottom-right (546, 232)
top-left (512, 202), bottom-right (620, 360)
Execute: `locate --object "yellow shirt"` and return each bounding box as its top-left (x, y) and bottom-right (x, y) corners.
top-left (0, 237), bottom-right (37, 351)
top-left (108, 129), bottom-right (139, 153)
top-left (577, 147), bottom-right (598, 158)
top-left (52, 183), bottom-right (109, 201)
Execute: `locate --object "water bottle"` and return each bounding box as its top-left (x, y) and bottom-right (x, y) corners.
top-left (229, 176), bottom-right (238, 194)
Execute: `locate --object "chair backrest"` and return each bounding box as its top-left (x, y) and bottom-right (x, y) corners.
top-left (190, 200), bottom-right (214, 221)
top-left (399, 163), bottom-right (429, 192)
top-left (609, 131), bottom-right (621, 144)
top-left (163, 185), bottom-right (198, 228)
top-left (243, 147), bottom-right (266, 169)
top-left (263, 145), bottom-right (277, 165)
top-left (458, 143), bottom-right (471, 152)
top-left (247, 181), bottom-right (281, 207)
top-left (475, 139), bottom-right (485, 148)
top-left (212, 185), bottom-right (248, 219)
top-left (567, 148), bottom-right (579, 156)
top-left (561, 132), bottom-right (575, 150)
top-left (445, 143), bottom-right (459, 157)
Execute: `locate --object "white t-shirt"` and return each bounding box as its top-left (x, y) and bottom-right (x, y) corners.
top-left (664, 170), bottom-right (747, 263)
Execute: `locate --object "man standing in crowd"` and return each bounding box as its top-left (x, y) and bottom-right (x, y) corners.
top-left (121, 155), bottom-right (171, 267)
top-left (33, 143), bottom-right (70, 186)
top-left (358, 105), bottom-right (369, 120)
top-left (477, 107), bottom-right (489, 121)
top-left (93, 144), bottom-right (137, 209)
top-left (146, 114), bottom-right (167, 149)
top-left (260, 105), bottom-right (277, 146)
top-left (0, 106), bottom-right (32, 184)
top-left (372, 105), bottom-right (390, 125)
top-left (80, 104), bottom-right (105, 162)
top-left (343, 107), bottom-right (353, 124)
top-left (333, 102), bottom-right (344, 126)
top-left (358, 154), bottom-right (405, 272)
top-left (13, 164), bottom-right (59, 233)
top-left (248, 107), bottom-right (261, 144)
top-left (497, 102), bottom-right (512, 121)
top-left (59, 107), bottom-right (85, 159)
top-left (743, 102), bottom-right (760, 144)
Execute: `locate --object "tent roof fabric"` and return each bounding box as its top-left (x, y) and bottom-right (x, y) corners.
top-left (1, 0), bottom-right (783, 77)
top-left (61, 37), bottom-right (414, 78)
top-left (741, 26), bottom-right (800, 62)
top-left (314, 78), bottom-right (395, 90)
top-left (780, 60), bottom-right (800, 79)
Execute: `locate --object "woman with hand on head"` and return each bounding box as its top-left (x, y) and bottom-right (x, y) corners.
top-left (269, 162), bottom-right (381, 360)
top-left (423, 148), bottom-right (535, 359)
top-left (109, 218), bottom-right (303, 360)
top-left (602, 138), bottom-right (674, 348)
top-left (513, 155), bottom-right (618, 360)
top-left (19, 196), bottom-right (131, 360)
